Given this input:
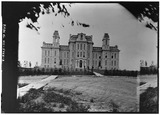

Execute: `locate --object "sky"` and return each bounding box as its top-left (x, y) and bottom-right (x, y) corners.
top-left (18, 3), bottom-right (157, 70)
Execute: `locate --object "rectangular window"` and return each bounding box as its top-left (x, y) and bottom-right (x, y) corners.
top-left (73, 44), bottom-right (74, 50)
top-left (67, 52), bottom-right (69, 58)
top-left (84, 44), bottom-right (85, 50)
top-left (83, 52), bottom-right (85, 57)
top-left (114, 60), bottom-right (116, 66)
top-left (80, 52), bottom-right (82, 57)
top-left (88, 45), bottom-right (90, 51)
top-left (78, 44), bottom-right (79, 50)
top-left (67, 59), bottom-right (69, 65)
top-left (92, 60), bottom-right (94, 66)
top-left (105, 60), bottom-right (107, 65)
top-left (77, 52), bottom-right (79, 57)
top-left (54, 58), bottom-right (56, 64)
top-left (48, 58), bottom-right (49, 63)
top-left (45, 58), bottom-right (46, 63)
top-left (95, 60), bottom-right (97, 66)
top-left (96, 53), bottom-right (97, 59)
top-left (80, 44), bottom-right (82, 50)
top-left (45, 50), bottom-right (47, 56)
top-left (55, 50), bottom-right (56, 56)
top-left (88, 60), bottom-right (89, 66)
top-left (64, 52), bottom-right (66, 58)
top-left (64, 59), bottom-right (66, 65)
top-left (88, 53), bottom-right (90, 58)
top-left (72, 52), bottom-right (74, 58)
top-left (48, 51), bottom-right (49, 56)
top-left (115, 53), bottom-right (116, 58)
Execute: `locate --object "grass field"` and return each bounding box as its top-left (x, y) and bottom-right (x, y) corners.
top-left (18, 75), bottom-right (139, 112)
top-left (42, 75), bottom-right (138, 112)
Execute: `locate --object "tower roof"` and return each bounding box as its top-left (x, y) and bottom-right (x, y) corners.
top-left (102, 33), bottom-right (109, 41)
top-left (53, 30), bottom-right (59, 36)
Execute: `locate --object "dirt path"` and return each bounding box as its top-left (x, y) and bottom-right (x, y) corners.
top-left (17, 75), bottom-right (58, 98)
top-left (138, 75), bottom-right (157, 94)
top-left (93, 71), bottom-right (104, 77)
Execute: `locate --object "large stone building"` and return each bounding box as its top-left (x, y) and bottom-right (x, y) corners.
top-left (41, 30), bottom-right (120, 70)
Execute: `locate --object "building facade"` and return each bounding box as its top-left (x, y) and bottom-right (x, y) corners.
top-left (41, 30), bottom-right (120, 70)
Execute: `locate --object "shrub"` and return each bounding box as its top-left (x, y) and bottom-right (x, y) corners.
top-left (109, 100), bottom-right (119, 112)
top-left (18, 101), bottom-right (53, 112)
top-left (59, 103), bottom-right (65, 108)
top-left (140, 87), bottom-right (158, 113)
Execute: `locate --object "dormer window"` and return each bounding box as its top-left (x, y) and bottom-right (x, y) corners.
top-left (81, 34), bottom-right (83, 40)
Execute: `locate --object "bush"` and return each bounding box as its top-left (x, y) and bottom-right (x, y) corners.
top-left (18, 101), bottom-right (53, 112)
top-left (140, 87), bottom-right (158, 113)
top-left (18, 88), bottom-right (90, 112)
top-left (66, 102), bottom-right (90, 112)
top-left (104, 69), bottom-right (138, 77)
top-left (109, 100), bottom-right (119, 112)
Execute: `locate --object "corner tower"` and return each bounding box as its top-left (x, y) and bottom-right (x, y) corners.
top-left (102, 33), bottom-right (110, 50)
top-left (53, 30), bottom-right (60, 47)
top-left (52, 30), bottom-right (60, 68)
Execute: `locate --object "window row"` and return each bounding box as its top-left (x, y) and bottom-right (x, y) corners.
top-left (63, 59), bottom-right (69, 65)
top-left (62, 52), bottom-right (69, 58)
top-left (105, 60), bottom-right (117, 66)
top-left (44, 65), bottom-right (49, 68)
top-left (77, 43), bottom-right (86, 50)
top-left (93, 53), bottom-right (101, 59)
top-left (44, 58), bottom-right (56, 64)
top-left (44, 50), bottom-right (56, 56)
top-left (105, 53), bottom-right (117, 59)
top-left (77, 51), bottom-right (86, 58)
top-left (92, 60), bottom-right (101, 67)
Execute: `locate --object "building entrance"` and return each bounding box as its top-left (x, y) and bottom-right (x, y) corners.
top-left (79, 60), bottom-right (82, 68)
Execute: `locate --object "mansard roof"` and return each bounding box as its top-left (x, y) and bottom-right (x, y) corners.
top-left (60, 45), bottom-right (69, 51)
top-left (93, 47), bottom-right (102, 52)
top-left (110, 46), bottom-right (120, 52)
top-left (69, 33), bottom-right (93, 43)
top-left (41, 42), bottom-right (53, 48)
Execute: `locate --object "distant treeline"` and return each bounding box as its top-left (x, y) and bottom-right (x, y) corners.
top-left (19, 68), bottom-right (94, 76)
top-left (140, 67), bottom-right (158, 75)
top-left (104, 69), bottom-right (138, 77)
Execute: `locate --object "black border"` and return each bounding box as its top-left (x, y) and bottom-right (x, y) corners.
top-left (1, 1), bottom-right (159, 113)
